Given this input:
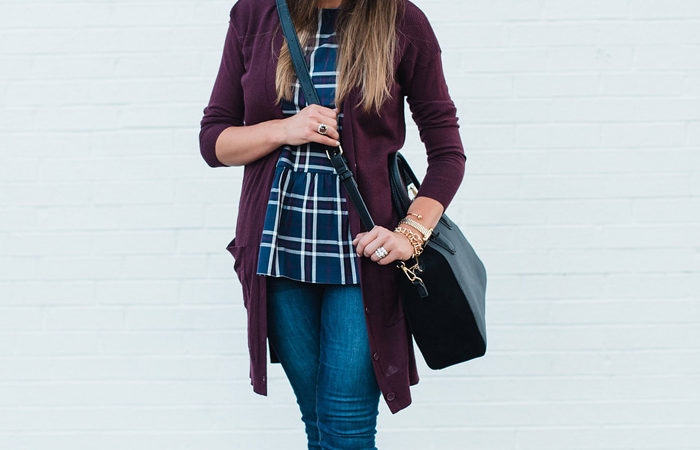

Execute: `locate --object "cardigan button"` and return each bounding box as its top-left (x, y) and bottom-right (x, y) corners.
top-left (386, 392), bottom-right (395, 401)
top-left (365, 306), bottom-right (370, 313)
top-left (372, 352), bottom-right (379, 360)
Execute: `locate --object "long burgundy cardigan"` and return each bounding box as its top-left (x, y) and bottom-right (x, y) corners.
top-left (199, 0), bottom-right (466, 414)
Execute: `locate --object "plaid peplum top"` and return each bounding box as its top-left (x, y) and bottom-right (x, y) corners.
top-left (256, 8), bottom-right (360, 284)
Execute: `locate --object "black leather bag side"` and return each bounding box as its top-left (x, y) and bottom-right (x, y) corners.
top-left (388, 151), bottom-right (488, 369)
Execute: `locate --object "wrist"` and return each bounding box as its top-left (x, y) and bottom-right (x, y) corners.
top-left (393, 226), bottom-right (424, 258)
top-left (398, 223), bottom-right (423, 242)
top-left (267, 118), bottom-right (287, 148)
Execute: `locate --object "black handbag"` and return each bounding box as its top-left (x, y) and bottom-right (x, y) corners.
top-left (275, 0), bottom-right (487, 369)
top-left (388, 152), bottom-right (487, 368)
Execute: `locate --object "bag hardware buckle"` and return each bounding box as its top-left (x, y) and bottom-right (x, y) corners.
top-left (396, 256), bottom-right (423, 283)
top-left (326, 143), bottom-right (344, 160)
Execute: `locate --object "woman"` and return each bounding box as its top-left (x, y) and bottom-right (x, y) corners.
top-left (199, 0), bottom-right (465, 447)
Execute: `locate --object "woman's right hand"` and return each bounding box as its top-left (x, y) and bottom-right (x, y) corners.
top-left (280, 104), bottom-right (341, 147)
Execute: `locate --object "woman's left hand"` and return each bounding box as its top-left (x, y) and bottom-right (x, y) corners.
top-left (352, 225), bottom-right (415, 265)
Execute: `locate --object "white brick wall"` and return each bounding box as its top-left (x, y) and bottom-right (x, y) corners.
top-left (1, 0), bottom-right (698, 448)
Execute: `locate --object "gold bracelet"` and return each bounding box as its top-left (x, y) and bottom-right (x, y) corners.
top-left (398, 217), bottom-right (433, 241)
top-left (406, 211), bottom-right (423, 220)
top-left (395, 225), bottom-right (423, 244)
top-left (394, 226), bottom-right (424, 257)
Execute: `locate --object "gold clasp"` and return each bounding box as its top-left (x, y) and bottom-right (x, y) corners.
top-left (396, 257), bottom-right (423, 283)
top-left (326, 142), bottom-right (344, 160)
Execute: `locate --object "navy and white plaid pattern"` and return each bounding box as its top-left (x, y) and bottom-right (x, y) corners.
top-left (256, 8), bottom-right (359, 284)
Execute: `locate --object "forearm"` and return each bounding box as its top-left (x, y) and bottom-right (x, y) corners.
top-left (397, 195), bottom-right (444, 239)
top-left (214, 119), bottom-right (287, 167)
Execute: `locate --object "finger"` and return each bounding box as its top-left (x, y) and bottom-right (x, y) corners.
top-left (374, 245), bottom-right (400, 265)
top-left (354, 227), bottom-right (380, 257)
top-left (351, 232), bottom-right (366, 246)
top-left (308, 119), bottom-right (340, 146)
top-left (358, 226), bottom-right (382, 254)
top-left (365, 234), bottom-right (390, 260)
top-left (308, 106), bottom-right (339, 132)
top-left (315, 134), bottom-right (341, 147)
top-left (319, 125), bottom-right (340, 141)
top-left (376, 249), bottom-right (398, 265)
top-left (372, 233), bottom-right (404, 265)
top-left (309, 127), bottom-right (341, 147)
top-left (311, 104), bottom-right (339, 123)
top-left (353, 233), bottom-right (364, 257)
top-left (363, 225), bottom-right (389, 257)
top-left (377, 233), bottom-right (409, 265)
top-left (311, 114), bottom-right (338, 129)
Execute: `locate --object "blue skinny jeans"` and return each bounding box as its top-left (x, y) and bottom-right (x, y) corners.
top-left (266, 275), bottom-right (381, 449)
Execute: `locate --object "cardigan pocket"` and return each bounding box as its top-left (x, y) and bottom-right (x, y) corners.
top-left (226, 237), bottom-right (243, 270)
top-left (226, 236), bottom-right (249, 308)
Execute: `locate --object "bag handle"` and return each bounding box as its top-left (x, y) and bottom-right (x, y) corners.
top-left (275, 0), bottom-right (375, 231)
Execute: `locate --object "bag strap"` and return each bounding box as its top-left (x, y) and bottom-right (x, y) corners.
top-left (275, 0), bottom-right (375, 231)
top-left (275, 0), bottom-right (320, 105)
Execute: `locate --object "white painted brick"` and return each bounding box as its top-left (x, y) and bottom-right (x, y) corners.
top-left (630, 0), bottom-right (700, 19)
top-left (15, 333), bottom-right (99, 356)
top-left (601, 123), bottom-right (686, 146)
top-left (508, 24), bottom-right (599, 47)
top-left (451, 48), bottom-right (550, 73)
top-left (43, 356), bottom-right (239, 381)
top-left (1, 0), bottom-right (699, 448)
top-left (0, 307), bottom-right (44, 331)
top-left (634, 45), bottom-right (700, 70)
top-left (0, 206), bottom-right (39, 232)
top-left (513, 74), bottom-right (599, 97)
top-left (0, 281), bottom-right (95, 306)
top-left (34, 256), bottom-right (123, 281)
top-left (0, 184), bottom-right (91, 207)
top-left (182, 331), bottom-right (249, 355)
top-left (597, 22), bottom-right (699, 45)
top-left (43, 307), bottom-right (125, 331)
top-left (95, 280), bottom-right (180, 305)
top-left (516, 124), bottom-right (601, 147)
top-left (542, 0), bottom-right (629, 20)
top-left (450, 74), bottom-right (514, 98)
top-left (424, 0), bottom-right (543, 22)
top-left (179, 278), bottom-right (245, 306)
top-left (99, 332), bottom-right (185, 356)
top-left (125, 306), bottom-right (240, 331)
top-left (688, 121), bottom-right (700, 144)
top-left (91, 182), bottom-right (175, 204)
top-left (547, 46), bottom-right (635, 71)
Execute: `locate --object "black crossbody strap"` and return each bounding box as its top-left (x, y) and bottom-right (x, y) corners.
top-left (275, 0), bottom-right (375, 231)
top-left (275, 0), bottom-right (320, 105)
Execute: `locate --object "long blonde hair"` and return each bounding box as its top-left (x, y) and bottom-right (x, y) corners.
top-left (272, 0), bottom-right (405, 116)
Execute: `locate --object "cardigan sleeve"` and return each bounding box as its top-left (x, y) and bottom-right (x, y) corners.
top-left (198, 6), bottom-right (246, 168)
top-left (399, 11), bottom-right (466, 212)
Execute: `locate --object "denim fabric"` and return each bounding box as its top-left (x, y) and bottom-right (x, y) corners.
top-left (266, 275), bottom-right (381, 449)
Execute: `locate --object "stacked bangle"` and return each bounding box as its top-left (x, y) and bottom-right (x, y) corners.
top-left (394, 211), bottom-right (436, 259)
top-left (393, 225), bottom-right (425, 258)
top-left (398, 217), bottom-right (433, 241)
